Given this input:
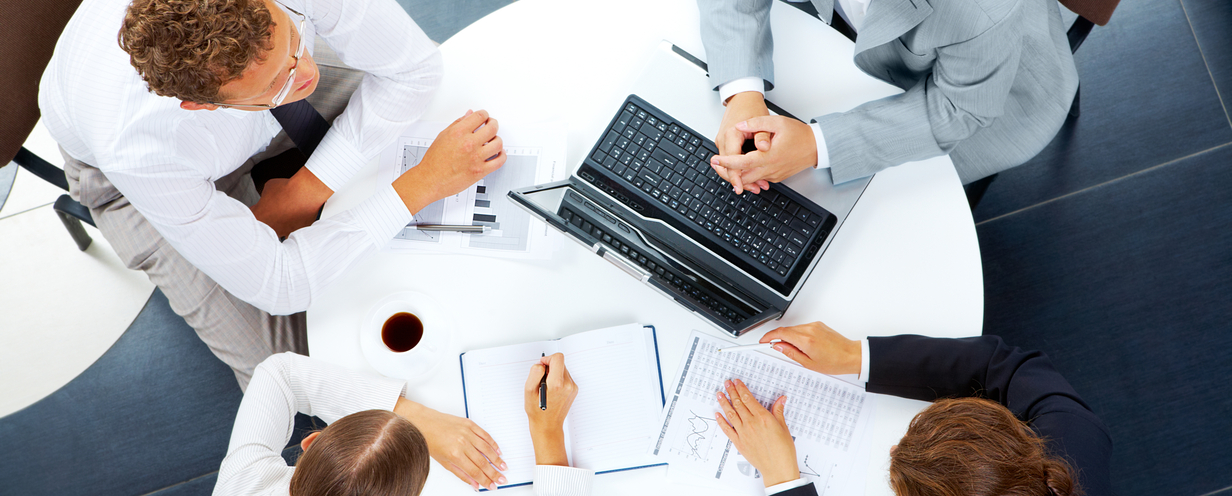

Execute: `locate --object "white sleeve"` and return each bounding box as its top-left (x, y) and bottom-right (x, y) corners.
top-left (212, 353), bottom-right (407, 496)
top-left (107, 154), bottom-right (412, 315)
top-left (718, 76), bottom-right (767, 105)
top-left (765, 478), bottom-right (811, 495)
top-left (810, 122), bottom-right (830, 169)
top-left (858, 338), bottom-right (870, 386)
top-left (299, 0), bottom-right (442, 191)
top-left (533, 465), bottom-right (594, 496)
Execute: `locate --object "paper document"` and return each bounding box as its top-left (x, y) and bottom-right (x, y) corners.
top-left (461, 323), bottom-right (665, 488)
top-left (651, 330), bottom-right (875, 495)
top-left (379, 120), bottom-right (567, 259)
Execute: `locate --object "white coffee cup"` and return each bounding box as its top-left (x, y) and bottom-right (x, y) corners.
top-left (359, 291), bottom-right (451, 378)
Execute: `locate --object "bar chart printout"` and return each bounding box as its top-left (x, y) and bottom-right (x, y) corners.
top-left (651, 331), bottom-right (875, 495)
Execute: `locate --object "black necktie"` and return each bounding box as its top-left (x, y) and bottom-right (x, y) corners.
top-left (269, 99), bottom-right (331, 157)
top-left (252, 99), bottom-right (330, 194)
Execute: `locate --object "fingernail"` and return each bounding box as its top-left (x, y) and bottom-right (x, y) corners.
top-left (500, 462), bottom-right (507, 470)
top-left (499, 476), bottom-right (507, 484)
top-left (711, 158), bottom-right (720, 166)
top-left (773, 344), bottom-right (783, 352)
top-left (490, 483), bottom-right (498, 491)
top-left (497, 448), bottom-right (502, 456)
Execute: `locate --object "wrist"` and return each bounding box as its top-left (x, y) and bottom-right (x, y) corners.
top-left (843, 338), bottom-right (862, 375)
top-left (725, 91), bottom-right (765, 107)
top-left (762, 468), bottom-right (801, 488)
top-left (393, 397), bottom-right (428, 423)
top-left (530, 426), bottom-right (567, 466)
top-left (392, 166), bottom-right (440, 215)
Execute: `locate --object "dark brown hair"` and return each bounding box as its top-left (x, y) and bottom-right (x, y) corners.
top-left (889, 398), bottom-right (1079, 496)
top-left (289, 410), bottom-right (431, 496)
top-left (118, 0), bottom-right (275, 103)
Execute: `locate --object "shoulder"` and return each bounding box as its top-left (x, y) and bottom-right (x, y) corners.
top-left (917, 0), bottom-right (1024, 41)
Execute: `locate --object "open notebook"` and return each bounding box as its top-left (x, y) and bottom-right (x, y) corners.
top-left (460, 323), bottom-right (666, 489)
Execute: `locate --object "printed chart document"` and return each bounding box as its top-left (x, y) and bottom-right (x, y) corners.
top-left (460, 323), bottom-right (665, 489)
top-left (379, 120), bottom-right (568, 259)
top-left (651, 330), bottom-right (875, 495)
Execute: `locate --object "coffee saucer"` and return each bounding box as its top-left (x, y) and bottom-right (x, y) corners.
top-left (359, 291), bottom-right (452, 379)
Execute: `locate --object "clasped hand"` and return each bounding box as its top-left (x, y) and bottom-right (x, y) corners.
top-left (712, 92), bottom-right (818, 194)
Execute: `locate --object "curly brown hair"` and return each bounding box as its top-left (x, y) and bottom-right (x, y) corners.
top-left (118, 0), bottom-right (275, 103)
top-left (890, 398), bottom-right (1080, 496)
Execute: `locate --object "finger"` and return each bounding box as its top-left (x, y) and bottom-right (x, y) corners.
top-left (773, 396), bottom-right (789, 425)
top-left (733, 380), bottom-right (764, 418)
top-left (546, 352), bottom-right (567, 384)
top-left (459, 109), bottom-right (489, 133)
top-left (729, 169), bottom-right (745, 194)
top-left (474, 116), bottom-right (500, 142)
top-left (716, 390), bottom-right (743, 428)
top-left (756, 180), bottom-right (770, 191)
top-left (735, 116), bottom-right (783, 135)
top-left (721, 126), bottom-right (746, 156)
top-left (754, 131), bottom-right (772, 152)
top-left (772, 341), bottom-right (812, 366)
top-left (735, 167), bottom-right (772, 187)
top-left (525, 362), bottom-right (547, 394)
top-left (480, 136), bottom-right (504, 160)
top-left (725, 380), bottom-right (753, 420)
top-left (715, 411), bottom-right (740, 444)
top-left (710, 151), bottom-right (766, 171)
top-left (483, 149), bottom-right (507, 168)
top-left (711, 163), bottom-right (732, 183)
top-left (461, 447), bottom-right (501, 490)
top-left (470, 424), bottom-right (505, 464)
top-left (452, 109), bottom-right (473, 125)
top-left (445, 462), bottom-right (480, 490)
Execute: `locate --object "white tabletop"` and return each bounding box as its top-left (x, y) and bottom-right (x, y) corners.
top-left (307, 0), bottom-right (983, 494)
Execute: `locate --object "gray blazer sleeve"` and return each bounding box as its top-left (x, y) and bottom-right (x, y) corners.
top-left (698, 0), bottom-right (777, 92)
top-left (817, 7), bottom-right (1024, 183)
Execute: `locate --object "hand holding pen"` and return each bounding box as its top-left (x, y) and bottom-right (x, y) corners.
top-left (523, 352), bottom-right (578, 467)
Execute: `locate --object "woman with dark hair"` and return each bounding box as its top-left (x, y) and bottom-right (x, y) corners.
top-left (213, 352), bottom-right (508, 495)
top-left (714, 322), bottom-right (1113, 496)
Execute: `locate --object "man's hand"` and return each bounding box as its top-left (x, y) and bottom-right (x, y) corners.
top-left (394, 109), bottom-right (506, 214)
top-left (715, 379), bottom-right (799, 487)
top-left (709, 116), bottom-right (818, 191)
top-left (523, 353), bottom-right (579, 466)
top-left (760, 321), bottom-right (861, 376)
top-left (394, 398), bottom-right (507, 491)
top-left (715, 92), bottom-right (772, 194)
top-left (250, 168), bottom-right (333, 239)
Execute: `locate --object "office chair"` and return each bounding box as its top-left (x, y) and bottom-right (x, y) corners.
top-left (964, 0), bottom-right (1122, 211)
top-left (1, 0), bottom-right (94, 250)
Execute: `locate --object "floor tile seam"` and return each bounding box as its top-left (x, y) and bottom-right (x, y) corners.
top-left (0, 201), bottom-right (55, 221)
top-left (135, 470), bottom-right (220, 496)
top-left (975, 141), bottom-right (1232, 226)
top-left (1180, 0), bottom-right (1232, 131)
top-left (1199, 485), bottom-right (1232, 496)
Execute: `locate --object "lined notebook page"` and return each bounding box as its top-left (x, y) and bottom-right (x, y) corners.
top-left (560, 324), bottom-right (662, 471)
top-left (461, 324), bottom-right (662, 487)
top-left (463, 340), bottom-right (563, 486)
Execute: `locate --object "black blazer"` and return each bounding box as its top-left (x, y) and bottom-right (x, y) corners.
top-left (777, 335), bottom-right (1112, 496)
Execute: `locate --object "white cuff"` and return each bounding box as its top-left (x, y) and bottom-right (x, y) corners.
top-left (533, 465), bottom-right (594, 496)
top-left (811, 122), bottom-right (830, 169)
top-left (858, 339), bottom-right (870, 387)
top-left (719, 77), bottom-right (767, 105)
top-left (342, 183), bottom-right (415, 246)
top-left (766, 478), bottom-right (811, 495)
top-left (304, 131), bottom-right (366, 192)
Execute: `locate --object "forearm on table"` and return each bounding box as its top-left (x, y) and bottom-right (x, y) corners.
top-left (531, 426), bottom-right (569, 466)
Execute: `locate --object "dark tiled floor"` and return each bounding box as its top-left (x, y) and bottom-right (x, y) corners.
top-left (975, 1), bottom-right (1232, 494)
top-left (974, 0), bottom-right (1232, 222)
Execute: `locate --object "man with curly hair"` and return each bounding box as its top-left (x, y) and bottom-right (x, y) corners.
top-left (39, 0), bottom-right (502, 393)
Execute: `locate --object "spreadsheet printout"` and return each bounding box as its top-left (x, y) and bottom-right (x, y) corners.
top-left (652, 330), bottom-right (874, 495)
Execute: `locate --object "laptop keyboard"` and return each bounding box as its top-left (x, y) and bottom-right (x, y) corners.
top-left (582, 97), bottom-right (834, 289)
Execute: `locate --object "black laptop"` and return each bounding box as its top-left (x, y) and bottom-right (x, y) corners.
top-left (509, 92), bottom-right (850, 336)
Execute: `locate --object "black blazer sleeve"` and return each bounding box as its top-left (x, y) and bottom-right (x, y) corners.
top-left (866, 335), bottom-right (1114, 496)
top-left (772, 482), bottom-right (818, 496)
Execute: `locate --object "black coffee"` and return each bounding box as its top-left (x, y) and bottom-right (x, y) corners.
top-left (382, 312), bottom-right (423, 352)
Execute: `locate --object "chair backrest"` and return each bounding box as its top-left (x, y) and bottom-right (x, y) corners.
top-left (1058, 0), bottom-right (1121, 26)
top-left (0, 0), bottom-right (85, 165)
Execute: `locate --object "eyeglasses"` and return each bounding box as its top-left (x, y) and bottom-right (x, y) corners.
top-left (207, 4), bottom-right (307, 110)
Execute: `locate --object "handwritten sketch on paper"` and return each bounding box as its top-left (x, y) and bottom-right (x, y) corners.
top-left (379, 120), bottom-right (567, 259)
top-left (652, 330), bottom-right (875, 495)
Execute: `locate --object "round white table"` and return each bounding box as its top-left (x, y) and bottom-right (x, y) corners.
top-left (308, 0), bottom-right (983, 494)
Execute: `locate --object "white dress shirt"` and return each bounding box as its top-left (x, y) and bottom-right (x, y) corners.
top-left (213, 352), bottom-right (591, 495)
top-left (39, 0), bottom-right (439, 315)
top-left (718, 0), bottom-right (871, 171)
